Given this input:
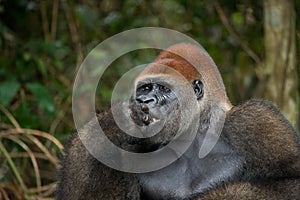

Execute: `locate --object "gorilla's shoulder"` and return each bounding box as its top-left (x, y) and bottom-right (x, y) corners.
top-left (223, 100), bottom-right (300, 178)
top-left (227, 99), bottom-right (295, 129)
top-left (224, 99), bottom-right (299, 145)
top-left (230, 99), bottom-right (282, 116)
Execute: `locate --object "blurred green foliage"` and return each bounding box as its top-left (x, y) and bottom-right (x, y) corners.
top-left (0, 0), bottom-right (299, 198)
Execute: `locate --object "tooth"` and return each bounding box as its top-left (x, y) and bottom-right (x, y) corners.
top-left (143, 115), bottom-right (150, 125)
top-left (143, 115), bottom-right (149, 121)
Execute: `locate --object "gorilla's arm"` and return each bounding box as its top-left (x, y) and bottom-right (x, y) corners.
top-left (57, 111), bottom-right (141, 200)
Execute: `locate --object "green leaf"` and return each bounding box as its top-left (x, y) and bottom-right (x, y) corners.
top-left (36, 58), bottom-right (47, 76)
top-left (231, 12), bottom-right (244, 27)
top-left (14, 100), bottom-right (37, 128)
top-left (23, 52), bottom-right (31, 61)
top-left (0, 80), bottom-right (20, 106)
top-left (26, 83), bottom-right (55, 113)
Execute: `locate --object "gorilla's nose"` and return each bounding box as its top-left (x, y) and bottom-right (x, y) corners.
top-left (135, 96), bottom-right (156, 105)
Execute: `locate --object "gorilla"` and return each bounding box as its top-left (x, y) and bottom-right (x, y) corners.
top-left (57, 43), bottom-right (300, 200)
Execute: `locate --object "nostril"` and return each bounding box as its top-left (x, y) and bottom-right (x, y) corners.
top-left (136, 98), bottom-right (143, 104)
top-left (143, 99), bottom-right (154, 104)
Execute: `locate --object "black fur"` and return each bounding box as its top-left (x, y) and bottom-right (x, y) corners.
top-left (57, 100), bottom-right (300, 200)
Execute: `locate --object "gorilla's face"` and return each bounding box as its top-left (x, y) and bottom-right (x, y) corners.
top-left (128, 80), bottom-right (181, 152)
top-left (128, 78), bottom-right (203, 152)
top-left (132, 82), bottom-right (178, 126)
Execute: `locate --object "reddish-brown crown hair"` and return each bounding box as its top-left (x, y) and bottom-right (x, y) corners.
top-left (140, 45), bottom-right (201, 83)
top-left (137, 43), bottom-right (231, 107)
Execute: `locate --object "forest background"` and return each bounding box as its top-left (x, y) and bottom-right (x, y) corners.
top-left (0, 0), bottom-right (299, 199)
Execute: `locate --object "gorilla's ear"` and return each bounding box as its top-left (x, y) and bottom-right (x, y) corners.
top-left (193, 80), bottom-right (204, 100)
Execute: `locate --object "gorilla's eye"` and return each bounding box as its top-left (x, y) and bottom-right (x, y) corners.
top-left (138, 84), bottom-right (152, 93)
top-left (158, 85), bottom-right (171, 93)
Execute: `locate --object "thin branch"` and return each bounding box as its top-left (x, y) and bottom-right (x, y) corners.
top-left (0, 141), bottom-right (27, 191)
top-left (24, 134), bottom-right (59, 168)
top-left (0, 152), bottom-right (52, 160)
top-left (40, 0), bottom-right (50, 43)
top-left (50, 0), bottom-right (59, 43)
top-left (0, 105), bottom-right (20, 129)
top-left (7, 136), bottom-right (42, 195)
top-left (0, 128), bottom-right (64, 151)
top-left (61, 0), bottom-right (83, 71)
top-left (49, 96), bottom-right (72, 136)
top-left (47, 65), bottom-right (72, 88)
top-left (212, 0), bottom-right (262, 65)
top-left (27, 182), bottom-right (56, 194)
top-left (0, 186), bottom-right (10, 200)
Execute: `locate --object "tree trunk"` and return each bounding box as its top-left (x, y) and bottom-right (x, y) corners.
top-left (263, 0), bottom-right (299, 129)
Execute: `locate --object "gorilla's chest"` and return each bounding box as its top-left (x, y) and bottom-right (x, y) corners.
top-left (139, 135), bottom-right (241, 199)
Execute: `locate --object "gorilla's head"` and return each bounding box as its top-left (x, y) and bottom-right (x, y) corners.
top-left (128, 43), bottom-right (232, 152)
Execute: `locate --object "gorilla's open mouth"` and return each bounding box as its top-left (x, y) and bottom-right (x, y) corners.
top-left (141, 113), bottom-right (160, 126)
top-left (137, 102), bottom-right (160, 126)
top-left (130, 101), bottom-right (163, 126)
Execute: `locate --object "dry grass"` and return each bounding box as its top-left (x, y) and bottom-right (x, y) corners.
top-left (0, 105), bottom-right (64, 200)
